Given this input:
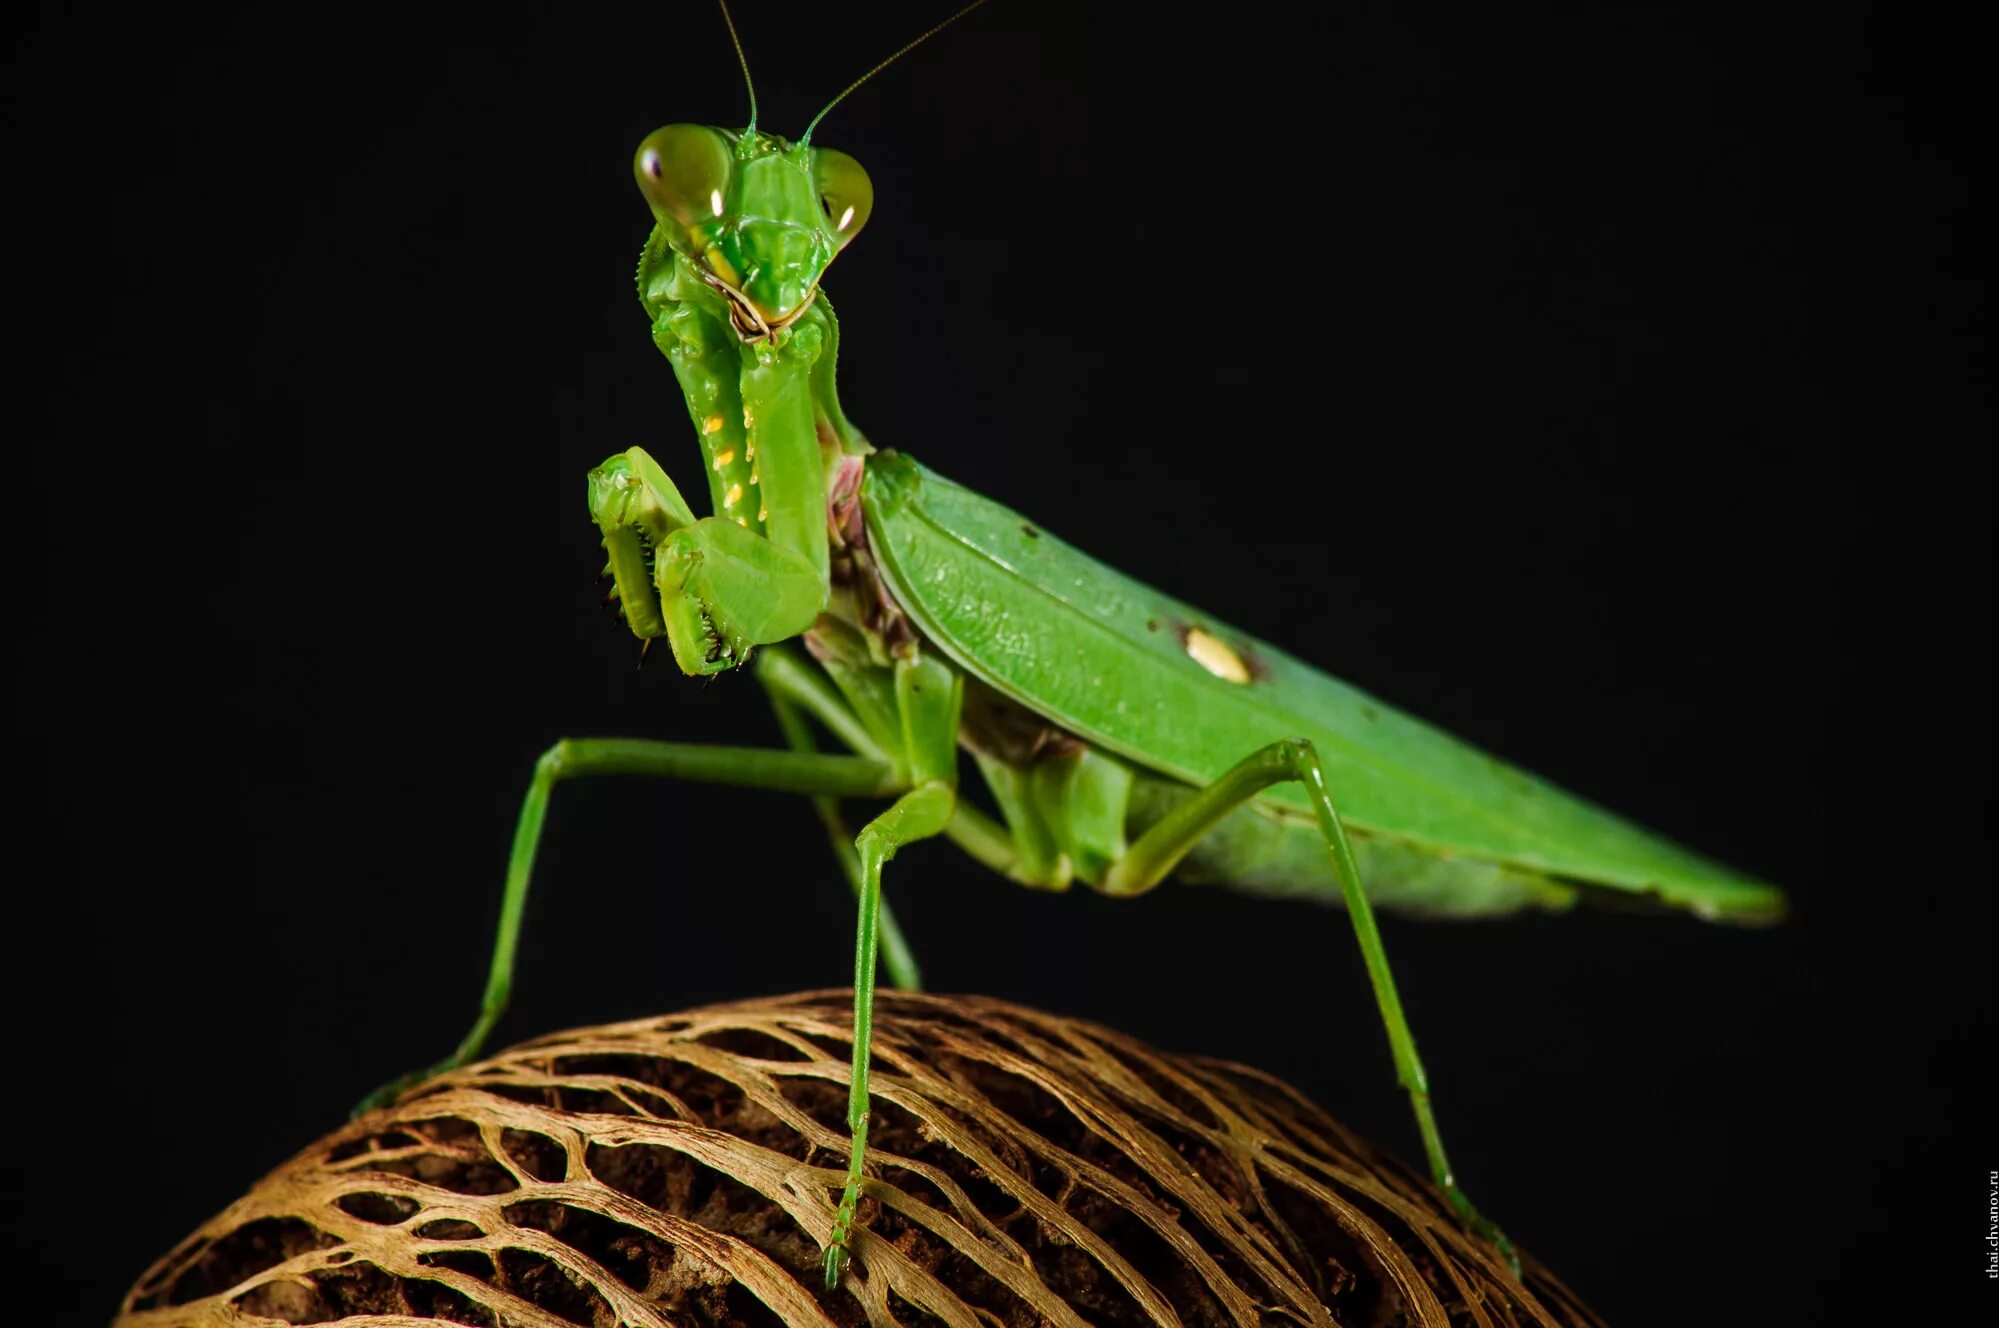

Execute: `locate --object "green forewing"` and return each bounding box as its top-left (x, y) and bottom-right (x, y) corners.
top-left (861, 453), bottom-right (1783, 923)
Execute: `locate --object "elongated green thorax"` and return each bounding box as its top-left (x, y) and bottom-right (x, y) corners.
top-left (589, 123), bottom-right (875, 674)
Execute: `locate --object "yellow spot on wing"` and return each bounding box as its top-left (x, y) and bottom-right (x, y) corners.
top-left (712, 448), bottom-right (736, 468)
top-left (1185, 628), bottom-right (1251, 684)
top-left (703, 415), bottom-right (725, 435)
top-left (724, 482), bottom-right (744, 508)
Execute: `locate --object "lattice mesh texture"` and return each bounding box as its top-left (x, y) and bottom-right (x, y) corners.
top-left (117, 991), bottom-right (1604, 1327)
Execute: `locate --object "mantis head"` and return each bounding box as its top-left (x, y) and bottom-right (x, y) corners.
top-left (635, 125), bottom-right (871, 340)
top-left (628, 0), bottom-right (992, 340)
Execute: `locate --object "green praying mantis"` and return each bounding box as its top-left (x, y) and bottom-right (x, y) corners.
top-left (362, 0), bottom-right (1787, 1289)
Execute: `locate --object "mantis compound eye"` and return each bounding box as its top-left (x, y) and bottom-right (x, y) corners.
top-left (809, 147), bottom-right (873, 248)
top-left (634, 123), bottom-right (735, 226)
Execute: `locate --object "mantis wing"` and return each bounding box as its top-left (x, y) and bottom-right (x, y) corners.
top-left (860, 452), bottom-right (1784, 924)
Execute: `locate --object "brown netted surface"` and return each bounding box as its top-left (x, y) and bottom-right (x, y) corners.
top-left (117, 991), bottom-right (1604, 1328)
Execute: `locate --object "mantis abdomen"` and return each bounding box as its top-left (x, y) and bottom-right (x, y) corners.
top-left (859, 451), bottom-right (1785, 924)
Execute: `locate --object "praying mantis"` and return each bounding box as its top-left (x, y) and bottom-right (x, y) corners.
top-left (362, 0), bottom-right (1788, 1290)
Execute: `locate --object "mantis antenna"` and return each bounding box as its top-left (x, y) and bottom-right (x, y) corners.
top-left (716, 0), bottom-right (758, 137)
top-left (800, 0), bottom-right (992, 146)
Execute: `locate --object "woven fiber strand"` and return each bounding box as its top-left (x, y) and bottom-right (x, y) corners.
top-left (117, 990), bottom-right (1604, 1328)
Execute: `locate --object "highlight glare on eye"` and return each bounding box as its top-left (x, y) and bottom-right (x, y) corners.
top-left (633, 124), bottom-right (732, 227)
top-left (809, 147), bottom-right (872, 250)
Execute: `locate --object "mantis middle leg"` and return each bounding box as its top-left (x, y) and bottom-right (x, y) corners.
top-left (819, 652), bottom-right (963, 1288)
top-left (819, 780), bottom-right (954, 1288)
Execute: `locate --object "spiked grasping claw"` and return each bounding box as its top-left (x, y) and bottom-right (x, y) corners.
top-left (587, 447), bottom-right (820, 676)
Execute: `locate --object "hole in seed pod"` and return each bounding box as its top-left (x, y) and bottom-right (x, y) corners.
top-left (414, 1217), bottom-right (485, 1241)
top-left (418, 1247), bottom-right (496, 1280)
top-left (717, 1278), bottom-right (790, 1328)
top-left (326, 1129), bottom-right (420, 1163)
top-left (1067, 1185), bottom-right (1236, 1323)
top-left (692, 1025), bottom-right (813, 1062)
top-left (617, 1082), bottom-right (686, 1120)
top-left (774, 1073), bottom-right (850, 1139)
top-left (479, 1082), bottom-right (566, 1107)
top-left (584, 1140), bottom-right (699, 1211)
top-left (946, 1239), bottom-right (1075, 1322)
top-left (404, 1278), bottom-right (500, 1325)
top-left (311, 1260), bottom-right (406, 1317)
top-left (947, 1054), bottom-right (1075, 1137)
top-left (886, 1287), bottom-right (952, 1328)
top-left (552, 1052), bottom-right (746, 1124)
top-left (231, 1279), bottom-right (327, 1323)
top-left (500, 1128), bottom-right (567, 1182)
top-left (793, 1029), bottom-right (855, 1060)
top-left (550, 1083), bottom-right (636, 1115)
top-left (372, 1118), bottom-right (518, 1195)
top-left (495, 1246), bottom-right (614, 1326)
top-left (502, 1199), bottom-right (664, 1292)
top-left (878, 1160), bottom-right (948, 1210)
top-left (1265, 1175), bottom-right (1390, 1312)
top-left (1147, 1108), bottom-right (1246, 1199)
top-left (1098, 1040), bottom-right (1224, 1130)
top-left (335, 1191), bottom-right (420, 1224)
top-left (164, 1218), bottom-right (340, 1306)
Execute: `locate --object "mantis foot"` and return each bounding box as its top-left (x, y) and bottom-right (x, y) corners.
top-left (350, 1056), bottom-right (460, 1118)
top-left (1443, 1182), bottom-right (1521, 1279)
top-left (821, 1240), bottom-right (849, 1291)
top-left (823, 1174), bottom-right (863, 1288)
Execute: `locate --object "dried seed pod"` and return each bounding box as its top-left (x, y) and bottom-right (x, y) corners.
top-left (117, 991), bottom-right (1604, 1327)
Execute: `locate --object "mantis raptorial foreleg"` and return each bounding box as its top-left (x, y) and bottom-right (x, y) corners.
top-left (351, 739), bottom-right (907, 1114)
top-left (1097, 738), bottom-right (1520, 1275)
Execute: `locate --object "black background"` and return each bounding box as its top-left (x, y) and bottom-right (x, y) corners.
top-left (12, 1), bottom-right (1990, 1323)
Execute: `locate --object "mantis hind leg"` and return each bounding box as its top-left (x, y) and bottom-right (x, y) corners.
top-left (350, 740), bottom-right (905, 1114)
top-left (1099, 738), bottom-right (1520, 1277)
